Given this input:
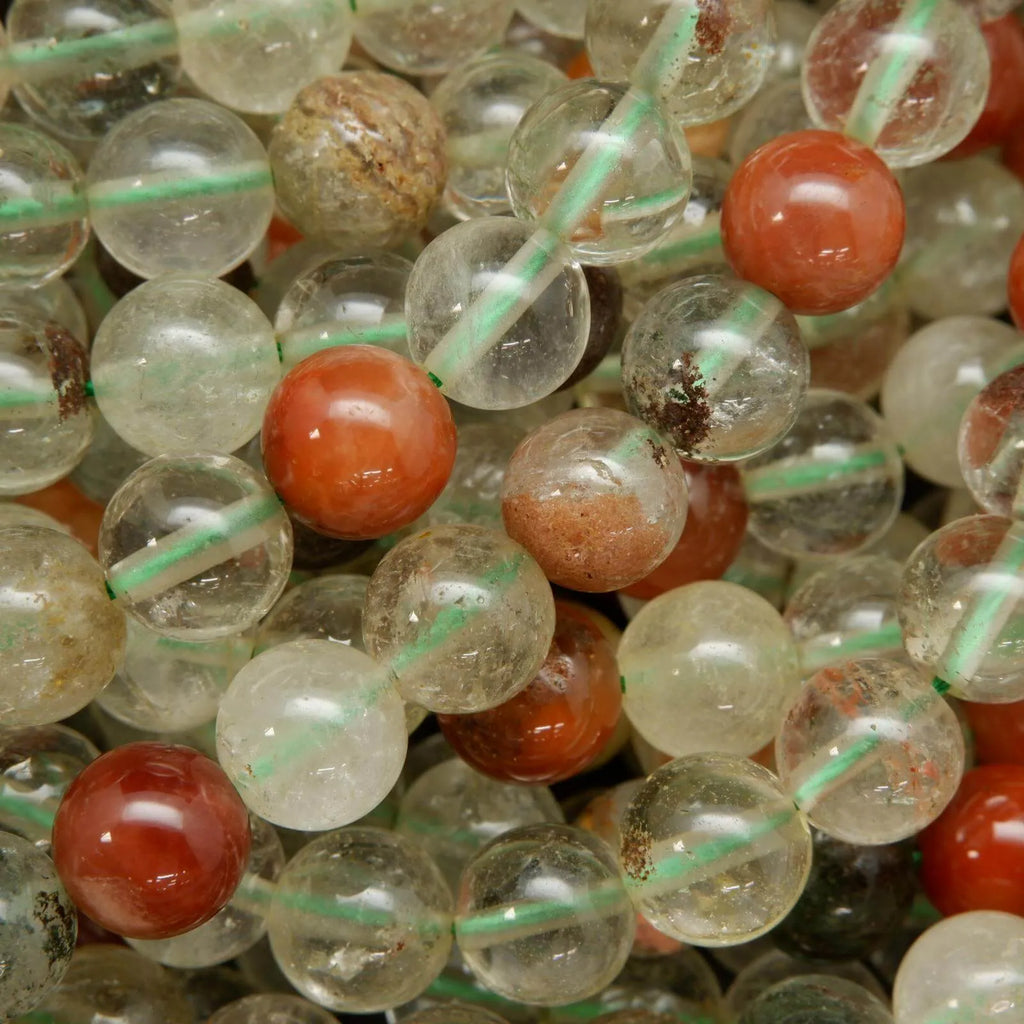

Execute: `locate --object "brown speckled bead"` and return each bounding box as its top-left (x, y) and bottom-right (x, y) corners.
top-left (269, 72), bottom-right (447, 249)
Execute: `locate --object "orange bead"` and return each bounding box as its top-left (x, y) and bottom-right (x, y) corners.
top-left (261, 345), bottom-right (457, 540)
top-left (1009, 231), bottom-right (1024, 328)
top-left (721, 130), bottom-right (905, 315)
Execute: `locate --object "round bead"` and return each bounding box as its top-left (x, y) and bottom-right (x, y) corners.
top-left (622, 274), bottom-right (809, 461)
top-left (86, 98), bottom-right (274, 279)
top-left (363, 524), bottom-right (556, 713)
top-left (500, 408), bottom-right (689, 592)
top-left (893, 911), bottom-right (1024, 1023)
top-left (52, 742), bottom-right (251, 940)
top-left (438, 600), bottom-right (622, 784)
top-left (741, 390), bottom-right (904, 559)
top-left (0, 831), bottom-right (77, 1019)
top-left (217, 639), bottom-right (407, 831)
top-left (0, 526), bottom-right (126, 728)
top-left (775, 659), bottom-right (965, 844)
top-left (92, 275), bottom-right (280, 457)
top-left (619, 581), bottom-right (802, 759)
top-left (0, 307), bottom-right (92, 495)
top-left (405, 217), bottom-right (590, 409)
top-left (721, 130), bottom-right (905, 315)
top-left (172, 0), bottom-right (352, 114)
top-left (919, 764), bottom-right (1024, 917)
top-left (455, 824), bottom-right (635, 1005)
top-left (268, 828), bottom-right (453, 1012)
top-left (801, 0), bottom-right (990, 167)
top-left (506, 80), bottom-right (693, 265)
top-left (0, 123), bottom-right (89, 289)
top-left (208, 994), bottom-right (340, 1024)
top-left (99, 453), bottom-right (293, 640)
top-left (261, 345), bottom-right (456, 540)
top-left (899, 515), bottom-right (1024, 702)
top-left (269, 73), bottom-right (447, 249)
top-left (739, 975), bottom-right (893, 1024)
top-left (619, 753), bottom-right (812, 946)
top-left (254, 574), bottom-right (368, 653)
top-left (7, 0), bottom-right (179, 140)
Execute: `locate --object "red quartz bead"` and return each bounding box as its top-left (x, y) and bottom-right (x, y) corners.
top-left (437, 601), bottom-right (621, 785)
top-left (52, 742), bottom-right (251, 940)
top-left (261, 345), bottom-right (457, 540)
top-left (621, 461), bottom-right (747, 600)
top-left (1008, 232), bottom-right (1024, 329)
top-left (962, 699), bottom-right (1024, 766)
top-left (721, 130), bottom-right (905, 315)
top-left (918, 764), bottom-right (1024, 917)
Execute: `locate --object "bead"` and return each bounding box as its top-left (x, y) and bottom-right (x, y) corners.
top-left (962, 698), bottom-right (1024, 764)
top-left (438, 600), bottom-right (621, 784)
top-left (0, 525), bottom-right (126, 728)
top-left (52, 742), bottom-right (251, 940)
top-left (405, 217), bottom-right (590, 409)
top-left (1010, 231), bottom-right (1024, 329)
top-left (254, 574), bottom-right (368, 654)
top-left (261, 345), bottom-right (456, 540)
top-left (406, 1006), bottom-right (512, 1024)
top-left (776, 659), bottom-right (965, 844)
top-left (517, 0), bottom-right (586, 38)
top-left (216, 639), bottom-right (407, 831)
top-left (893, 911), bottom-right (1024, 1023)
top-left (741, 390), bottom-right (904, 559)
top-left (622, 273), bottom-right (809, 460)
top-left (0, 123), bottom-right (89, 289)
top-left (801, 0), bottom-right (990, 167)
top-left (739, 975), bottom-right (893, 1024)
top-left (728, 78), bottom-right (814, 167)
top-left (0, 306), bottom-right (92, 495)
top-left (500, 408), bottom-right (689, 592)
top-left (363, 524), bottom-right (556, 714)
top-left (208, 993), bottom-right (340, 1024)
top-left (171, 0), bottom-right (353, 114)
top-left (86, 98), bottom-right (274, 280)
top-left (620, 581), bottom-right (801, 758)
top-left (456, 823), bottom-right (635, 1005)
top-left (99, 453), bottom-right (293, 640)
top-left (619, 753), bottom-right (813, 947)
top-left (7, 0), bottom-right (179, 140)
top-left (506, 80), bottom-right (693, 265)
top-left (268, 828), bottom-right (453, 1012)
top-left (0, 830), bottom-right (77, 1019)
top-left (269, 73), bottom-right (447, 249)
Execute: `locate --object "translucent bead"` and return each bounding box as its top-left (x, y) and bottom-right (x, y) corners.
top-left (275, 253), bottom-right (413, 369)
top-left (99, 453), bottom-right (293, 640)
top-left (432, 50), bottom-right (567, 221)
top-left (801, 0), bottom-right (990, 167)
top-left (7, 0), bottom-right (179, 140)
top-left (894, 911), bottom-right (1024, 1023)
top-left (208, 993), bottom-right (340, 1024)
top-left (619, 753), bottom-right (812, 946)
top-left (739, 975), bottom-right (893, 1024)
top-left (86, 98), bottom-right (275, 279)
top-left (899, 515), bottom-right (1024, 702)
top-left (899, 157), bottom-right (1024, 320)
top-left (254, 574), bottom-right (368, 654)
top-left (405, 218), bottom-right (590, 409)
top-left (619, 580), bottom-right (802, 758)
top-left (741, 390), bottom-right (904, 559)
top-left (880, 316), bottom-right (1024, 488)
top-left (97, 618), bottom-right (254, 733)
top-left (92, 275), bottom-right (280, 457)
top-left (776, 659), bottom-right (965, 844)
top-left (0, 526), bottom-right (126, 728)
top-left (352, 0), bottom-right (516, 74)
top-left (363, 524), bottom-right (556, 713)
top-left (622, 273), bottom-right (809, 462)
top-left (785, 556), bottom-right (906, 676)
top-left (0, 307), bottom-right (92, 495)
top-left (768, 0), bottom-right (820, 82)
top-left (0, 123), bottom-right (89, 288)
top-left (268, 828), bottom-right (453, 1012)
top-left (456, 823), bottom-right (635, 1004)
top-left (959, 365), bottom-right (1024, 517)
top-left (172, 0), bottom-right (352, 114)
top-left (506, 80), bottom-right (692, 266)
top-left (217, 639), bottom-right (406, 831)
top-left (394, 757), bottom-right (563, 891)
top-left (727, 78), bottom-right (814, 166)
top-left (269, 73), bottom-right (447, 250)
top-left (585, 0), bottom-right (774, 126)
top-left (405, 1006), bottom-right (513, 1024)
top-left (128, 815), bottom-right (285, 968)
top-left (500, 408), bottom-right (688, 591)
